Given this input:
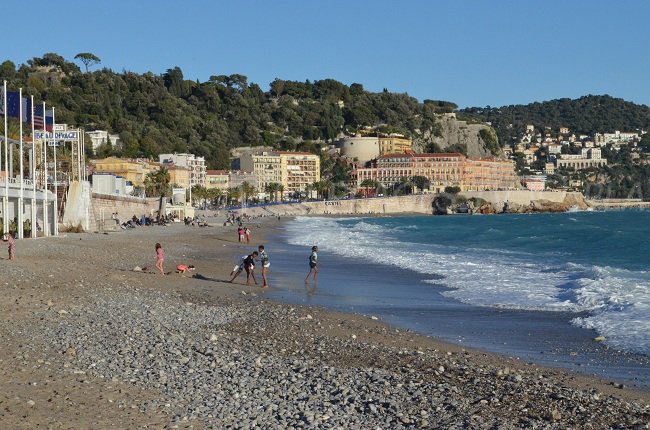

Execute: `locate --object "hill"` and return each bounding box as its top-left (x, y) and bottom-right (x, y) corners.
top-left (459, 95), bottom-right (650, 145)
top-left (1, 53), bottom-right (476, 169)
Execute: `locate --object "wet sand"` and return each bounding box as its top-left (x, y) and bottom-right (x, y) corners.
top-left (0, 216), bottom-right (648, 428)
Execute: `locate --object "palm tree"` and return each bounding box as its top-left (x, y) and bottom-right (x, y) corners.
top-left (264, 182), bottom-right (281, 202)
top-left (208, 188), bottom-right (224, 206)
top-left (144, 167), bottom-right (171, 196)
top-left (191, 185), bottom-right (209, 208)
top-left (227, 187), bottom-right (241, 206)
top-left (360, 179), bottom-right (379, 197)
top-left (240, 181), bottom-right (256, 204)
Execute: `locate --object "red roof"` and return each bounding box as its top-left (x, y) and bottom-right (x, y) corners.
top-left (379, 152), bottom-right (465, 159)
top-left (207, 170), bottom-right (228, 175)
top-left (276, 151), bottom-right (316, 156)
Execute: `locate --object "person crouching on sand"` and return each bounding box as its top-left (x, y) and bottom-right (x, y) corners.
top-left (305, 245), bottom-right (318, 283)
top-left (176, 264), bottom-right (196, 275)
top-left (230, 251), bottom-right (258, 284)
top-left (155, 242), bottom-right (165, 275)
top-left (4, 232), bottom-right (16, 261)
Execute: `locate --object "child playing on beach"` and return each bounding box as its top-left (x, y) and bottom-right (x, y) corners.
top-left (304, 245), bottom-right (318, 283)
top-left (176, 264), bottom-right (196, 275)
top-left (245, 227), bottom-right (251, 244)
top-left (230, 251), bottom-right (258, 284)
top-left (155, 242), bottom-right (165, 275)
top-left (258, 245), bottom-right (270, 288)
top-left (238, 226), bottom-right (245, 242)
top-left (4, 232), bottom-right (16, 261)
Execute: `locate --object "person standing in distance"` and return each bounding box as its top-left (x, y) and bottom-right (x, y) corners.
top-left (305, 245), bottom-right (318, 283)
top-left (258, 245), bottom-right (270, 288)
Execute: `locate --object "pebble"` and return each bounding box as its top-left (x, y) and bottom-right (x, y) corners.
top-left (12, 280), bottom-right (650, 429)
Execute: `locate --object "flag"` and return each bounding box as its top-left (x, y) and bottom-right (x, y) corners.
top-left (32, 104), bottom-right (54, 131)
top-left (1, 91), bottom-right (27, 121)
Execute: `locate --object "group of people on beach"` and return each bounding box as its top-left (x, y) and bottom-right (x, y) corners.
top-left (229, 244), bottom-right (271, 287)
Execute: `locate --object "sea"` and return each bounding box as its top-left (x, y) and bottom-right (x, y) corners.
top-left (265, 209), bottom-right (650, 389)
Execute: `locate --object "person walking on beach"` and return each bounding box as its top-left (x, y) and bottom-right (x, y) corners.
top-left (305, 245), bottom-right (318, 283)
top-left (237, 226), bottom-right (245, 243)
top-left (230, 251), bottom-right (258, 284)
top-left (4, 232), bottom-right (16, 261)
top-left (258, 245), bottom-right (270, 288)
top-left (155, 242), bottom-right (165, 275)
top-left (245, 227), bottom-right (251, 244)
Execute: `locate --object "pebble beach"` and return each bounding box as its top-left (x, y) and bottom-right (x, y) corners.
top-left (1, 217), bottom-right (648, 429)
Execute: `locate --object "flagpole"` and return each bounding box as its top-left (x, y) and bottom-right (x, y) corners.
top-left (31, 95), bottom-right (36, 238)
top-left (18, 88), bottom-right (24, 239)
top-left (2, 81), bottom-right (8, 234)
top-left (52, 107), bottom-right (58, 236)
top-left (42, 102), bottom-right (49, 237)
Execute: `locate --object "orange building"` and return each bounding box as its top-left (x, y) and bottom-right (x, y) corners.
top-left (462, 157), bottom-right (519, 191)
top-left (356, 153), bottom-right (517, 192)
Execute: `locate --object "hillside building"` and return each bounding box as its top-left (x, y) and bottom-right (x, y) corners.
top-left (87, 130), bottom-right (122, 151)
top-left (556, 148), bottom-right (607, 170)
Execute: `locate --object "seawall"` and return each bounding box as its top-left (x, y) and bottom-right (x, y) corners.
top-left (91, 194), bottom-right (159, 229)
top-left (236, 191), bottom-right (589, 217)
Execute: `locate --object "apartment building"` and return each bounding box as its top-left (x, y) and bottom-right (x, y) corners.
top-left (463, 157), bottom-right (519, 191)
top-left (378, 134), bottom-right (413, 155)
top-left (239, 151), bottom-right (320, 196)
top-left (356, 153), bottom-right (518, 192)
top-left (278, 151), bottom-right (321, 195)
top-left (92, 157), bottom-right (159, 187)
top-left (239, 152), bottom-right (282, 194)
top-left (159, 153), bottom-right (207, 187)
top-left (167, 165), bottom-right (191, 189)
top-left (205, 170), bottom-right (230, 190)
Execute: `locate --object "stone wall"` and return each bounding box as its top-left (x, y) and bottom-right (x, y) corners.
top-left (238, 195), bottom-right (436, 217)
top-left (236, 191), bottom-right (589, 218)
top-left (91, 194), bottom-right (159, 230)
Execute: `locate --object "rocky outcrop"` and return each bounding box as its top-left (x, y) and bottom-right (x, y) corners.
top-left (417, 113), bottom-right (495, 158)
top-left (438, 191), bottom-right (590, 215)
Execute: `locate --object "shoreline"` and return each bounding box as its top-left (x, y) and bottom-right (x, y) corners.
top-left (1, 218), bottom-right (648, 428)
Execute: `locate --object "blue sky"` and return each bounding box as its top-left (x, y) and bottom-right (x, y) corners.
top-left (3, 0), bottom-right (649, 108)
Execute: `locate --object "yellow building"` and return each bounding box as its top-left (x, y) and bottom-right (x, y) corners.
top-left (92, 157), bottom-right (159, 187)
top-left (240, 151), bottom-right (320, 196)
top-left (205, 170), bottom-right (230, 190)
top-left (167, 165), bottom-right (191, 189)
top-left (278, 152), bottom-right (320, 195)
top-left (239, 152), bottom-right (282, 194)
top-left (378, 135), bottom-right (412, 156)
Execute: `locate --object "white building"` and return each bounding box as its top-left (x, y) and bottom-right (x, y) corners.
top-left (92, 173), bottom-right (128, 196)
top-left (87, 130), bottom-right (121, 151)
top-left (159, 153), bottom-right (206, 187)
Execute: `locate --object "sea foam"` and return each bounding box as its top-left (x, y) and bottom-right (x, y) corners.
top-left (286, 216), bottom-right (650, 355)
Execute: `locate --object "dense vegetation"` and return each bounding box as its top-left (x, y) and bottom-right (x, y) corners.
top-left (460, 95), bottom-right (650, 145)
top-left (0, 53), bottom-right (457, 169)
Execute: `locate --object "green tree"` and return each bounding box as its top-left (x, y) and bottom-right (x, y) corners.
top-left (74, 52), bottom-right (101, 72)
top-left (411, 175), bottom-right (430, 192)
top-left (144, 168), bottom-right (171, 197)
top-left (265, 182), bottom-right (282, 201)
